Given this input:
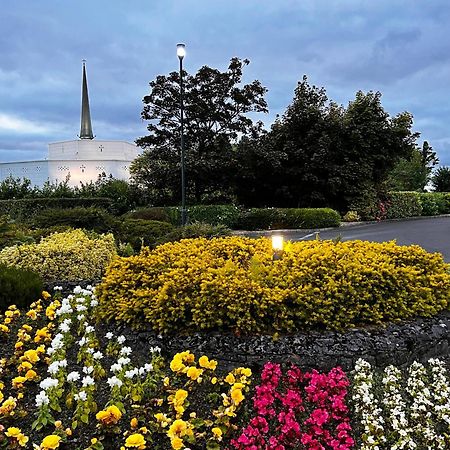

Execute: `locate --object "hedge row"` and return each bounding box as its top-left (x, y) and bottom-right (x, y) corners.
top-left (94, 237), bottom-right (450, 334)
top-left (127, 205), bottom-right (341, 230)
top-left (385, 192), bottom-right (450, 220)
top-left (0, 197), bottom-right (113, 221)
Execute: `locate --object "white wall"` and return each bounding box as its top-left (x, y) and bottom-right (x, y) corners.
top-left (0, 161), bottom-right (50, 186)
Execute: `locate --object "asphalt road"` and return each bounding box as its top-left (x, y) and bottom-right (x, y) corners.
top-left (241, 216), bottom-right (450, 262)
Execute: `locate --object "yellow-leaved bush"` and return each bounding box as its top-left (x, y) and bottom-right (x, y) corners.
top-left (94, 237), bottom-right (450, 333)
top-left (0, 229), bottom-right (117, 281)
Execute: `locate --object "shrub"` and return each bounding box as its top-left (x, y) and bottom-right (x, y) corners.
top-left (0, 264), bottom-right (43, 311)
top-left (385, 192), bottom-right (422, 219)
top-left (234, 208), bottom-right (285, 230)
top-left (123, 207), bottom-right (172, 223)
top-left (117, 219), bottom-right (174, 251)
top-left (30, 207), bottom-right (118, 232)
top-left (0, 216), bottom-right (34, 249)
top-left (95, 237), bottom-right (450, 334)
top-left (0, 229), bottom-right (117, 282)
top-left (343, 211), bottom-right (360, 222)
top-left (282, 208), bottom-right (341, 228)
top-left (418, 193), bottom-right (440, 216)
top-left (188, 205), bottom-right (240, 227)
top-left (157, 222), bottom-right (231, 244)
top-left (0, 198), bottom-right (113, 222)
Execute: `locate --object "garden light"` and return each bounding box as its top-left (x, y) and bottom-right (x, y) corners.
top-left (176, 43), bottom-right (186, 60)
top-left (271, 235), bottom-right (284, 260)
top-left (177, 43), bottom-right (187, 226)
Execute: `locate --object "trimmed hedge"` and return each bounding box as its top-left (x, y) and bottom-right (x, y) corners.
top-left (117, 219), bottom-right (175, 251)
top-left (0, 229), bottom-right (117, 282)
top-left (235, 208), bottom-right (341, 230)
top-left (0, 197), bottom-right (113, 221)
top-left (385, 192), bottom-right (422, 219)
top-left (0, 264), bottom-right (43, 311)
top-left (95, 237), bottom-right (450, 334)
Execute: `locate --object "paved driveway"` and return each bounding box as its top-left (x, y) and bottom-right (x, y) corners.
top-left (237, 216), bottom-right (450, 262)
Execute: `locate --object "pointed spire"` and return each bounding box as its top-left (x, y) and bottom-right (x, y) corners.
top-left (79, 60), bottom-right (94, 140)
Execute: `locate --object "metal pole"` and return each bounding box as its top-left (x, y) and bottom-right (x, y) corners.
top-left (180, 57), bottom-right (187, 226)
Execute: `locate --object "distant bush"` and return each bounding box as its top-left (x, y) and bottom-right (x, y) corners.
top-left (385, 192), bottom-right (422, 219)
top-left (0, 229), bottom-right (117, 282)
top-left (0, 216), bottom-right (34, 249)
top-left (123, 207), bottom-right (172, 223)
top-left (188, 205), bottom-right (240, 227)
top-left (342, 211), bottom-right (361, 222)
top-left (157, 222), bottom-right (231, 244)
top-left (0, 264), bottom-right (43, 311)
top-left (418, 193), bottom-right (440, 216)
top-left (235, 208), bottom-right (340, 230)
top-left (117, 219), bottom-right (174, 251)
top-left (30, 207), bottom-right (117, 233)
top-left (95, 237), bottom-right (450, 334)
top-left (0, 198), bottom-right (113, 222)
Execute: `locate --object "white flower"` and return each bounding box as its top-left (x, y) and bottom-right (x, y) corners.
top-left (120, 346), bottom-right (132, 356)
top-left (74, 390), bottom-right (87, 401)
top-left (93, 351), bottom-right (103, 360)
top-left (35, 390), bottom-right (50, 407)
top-left (150, 346), bottom-right (161, 353)
top-left (125, 368), bottom-right (138, 379)
top-left (107, 376), bottom-right (123, 388)
top-left (76, 304), bottom-right (87, 312)
top-left (85, 325), bottom-right (95, 334)
top-left (67, 371), bottom-right (80, 382)
top-left (59, 322), bottom-right (71, 333)
top-left (82, 375), bottom-right (95, 387)
top-left (40, 377), bottom-right (59, 390)
top-left (77, 314), bottom-right (85, 321)
top-left (83, 366), bottom-right (94, 375)
top-left (117, 335), bottom-right (126, 344)
top-left (53, 286), bottom-right (63, 291)
top-left (90, 299), bottom-right (98, 307)
top-left (144, 363), bottom-right (153, 372)
top-left (78, 337), bottom-right (87, 346)
top-left (117, 357), bottom-right (130, 366)
top-left (86, 348), bottom-right (94, 354)
top-left (73, 286), bottom-right (83, 294)
top-left (48, 362), bottom-right (61, 374)
top-left (105, 332), bottom-right (114, 340)
top-left (110, 363), bottom-right (122, 373)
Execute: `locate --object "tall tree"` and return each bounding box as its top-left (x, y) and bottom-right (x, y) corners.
top-left (131, 58), bottom-right (268, 205)
top-left (432, 166), bottom-right (450, 192)
top-left (386, 141), bottom-right (439, 191)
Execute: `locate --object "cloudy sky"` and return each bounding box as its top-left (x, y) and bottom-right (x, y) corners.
top-left (1, 0), bottom-right (450, 166)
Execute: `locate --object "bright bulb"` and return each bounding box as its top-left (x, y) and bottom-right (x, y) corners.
top-left (176, 43), bottom-right (186, 59)
top-left (271, 235), bottom-right (284, 252)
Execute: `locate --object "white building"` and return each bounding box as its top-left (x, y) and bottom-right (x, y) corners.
top-left (0, 62), bottom-right (139, 187)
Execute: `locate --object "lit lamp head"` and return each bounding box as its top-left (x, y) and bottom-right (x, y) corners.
top-left (271, 235), bottom-right (284, 260)
top-left (176, 43), bottom-right (186, 60)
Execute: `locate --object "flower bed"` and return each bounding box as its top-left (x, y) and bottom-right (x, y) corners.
top-left (1, 288), bottom-right (450, 449)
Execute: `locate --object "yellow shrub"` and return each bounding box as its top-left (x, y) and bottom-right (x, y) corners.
top-left (94, 237), bottom-right (450, 333)
top-left (0, 229), bottom-right (117, 281)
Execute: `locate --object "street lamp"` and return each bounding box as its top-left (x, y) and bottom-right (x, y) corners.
top-left (177, 43), bottom-right (187, 226)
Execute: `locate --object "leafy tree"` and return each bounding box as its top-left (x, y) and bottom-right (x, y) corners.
top-left (0, 176), bottom-right (36, 199)
top-left (432, 166), bottom-right (450, 192)
top-left (132, 58), bottom-right (268, 205)
top-left (387, 141), bottom-right (438, 191)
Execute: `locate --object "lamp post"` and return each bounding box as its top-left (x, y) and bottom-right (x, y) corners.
top-left (177, 43), bottom-right (187, 226)
top-left (271, 235), bottom-right (284, 260)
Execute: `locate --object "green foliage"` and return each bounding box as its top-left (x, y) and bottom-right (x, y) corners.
top-left (0, 264), bottom-right (43, 311)
top-left (124, 207), bottom-right (172, 223)
top-left (432, 166), bottom-right (450, 192)
top-left (0, 198), bottom-right (112, 222)
top-left (95, 237), bottom-right (450, 334)
top-left (386, 141), bottom-right (438, 191)
top-left (348, 184), bottom-right (382, 221)
top-left (418, 193), bottom-right (440, 216)
top-left (235, 208), bottom-right (340, 230)
top-left (188, 205), bottom-right (240, 227)
top-left (30, 207), bottom-right (117, 233)
top-left (118, 219), bottom-right (175, 251)
top-left (0, 216), bottom-right (34, 249)
top-left (385, 192), bottom-right (422, 219)
top-left (0, 176), bottom-right (36, 199)
top-left (132, 58), bottom-right (268, 205)
top-left (157, 222), bottom-right (231, 244)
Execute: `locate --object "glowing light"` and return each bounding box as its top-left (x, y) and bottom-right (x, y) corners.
top-left (176, 43), bottom-right (186, 59)
top-left (271, 235), bottom-right (284, 252)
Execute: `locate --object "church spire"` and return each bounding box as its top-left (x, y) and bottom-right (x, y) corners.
top-left (79, 60), bottom-right (94, 140)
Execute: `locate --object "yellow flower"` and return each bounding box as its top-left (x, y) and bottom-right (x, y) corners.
top-left (22, 349), bottom-right (39, 364)
top-left (124, 433), bottom-right (146, 448)
top-left (198, 355), bottom-right (210, 368)
top-left (167, 419), bottom-right (191, 439)
top-left (26, 309), bottom-right (37, 320)
top-left (15, 341), bottom-right (24, 350)
top-left (42, 291), bottom-right (51, 300)
top-left (240, 367), bottom-right (252, 377)
top-left (91, 438), bottom-right (98, 444)
top-left (65, 428), bottom-right (72, 436)
top-left (96, 405), bottom-right (122, 425)
top-left (170, 356), bottom-right (185, 373)
top-left (40, 434), bottom-right (61, 449)
top-left (171, 437), bottom-right (183, 450)
top-left (25, 369), bottom-right (38, 380)
top-left (212, 427), bottom-right (223, 440)
top-left (4, 317), bottom-right (12, 324)
top-left (186, 366), bottom-right (203, 381)
top-left (130, 417), bottom-right (139, 428)
top-left (231, 388), bottom-right (244, 405)
top-left (19, 361), bottom-right (33, 372)
top-left (12, 376), bottom-right (27, 389)
top-left (224, 373), bottom-right (235, 384)
top-left (0, 324), bottom-right (9, 333)
top-left (154, 413), bottom-right (171, 427)
top-left (54, 420), bottom-right (62, 428)
top-left (211, 377), bottom-right (218, 385)
top-left (0, 396), bottom-right (17, 415)
top-left (174, 389), bottom-right (188, 403)
top-left (5, 427), bottom-right (29, 447)
top-left (34, 327), bottom-right (51, 343)
top-left (22, 324), bottom-right (33, 332)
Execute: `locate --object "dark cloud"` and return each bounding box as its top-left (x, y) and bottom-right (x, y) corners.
top-left (0, 0), bottom-right (450, 167)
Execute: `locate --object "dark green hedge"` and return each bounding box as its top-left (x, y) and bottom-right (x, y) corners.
top-left (0, 198), bottom-right (113, 221)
